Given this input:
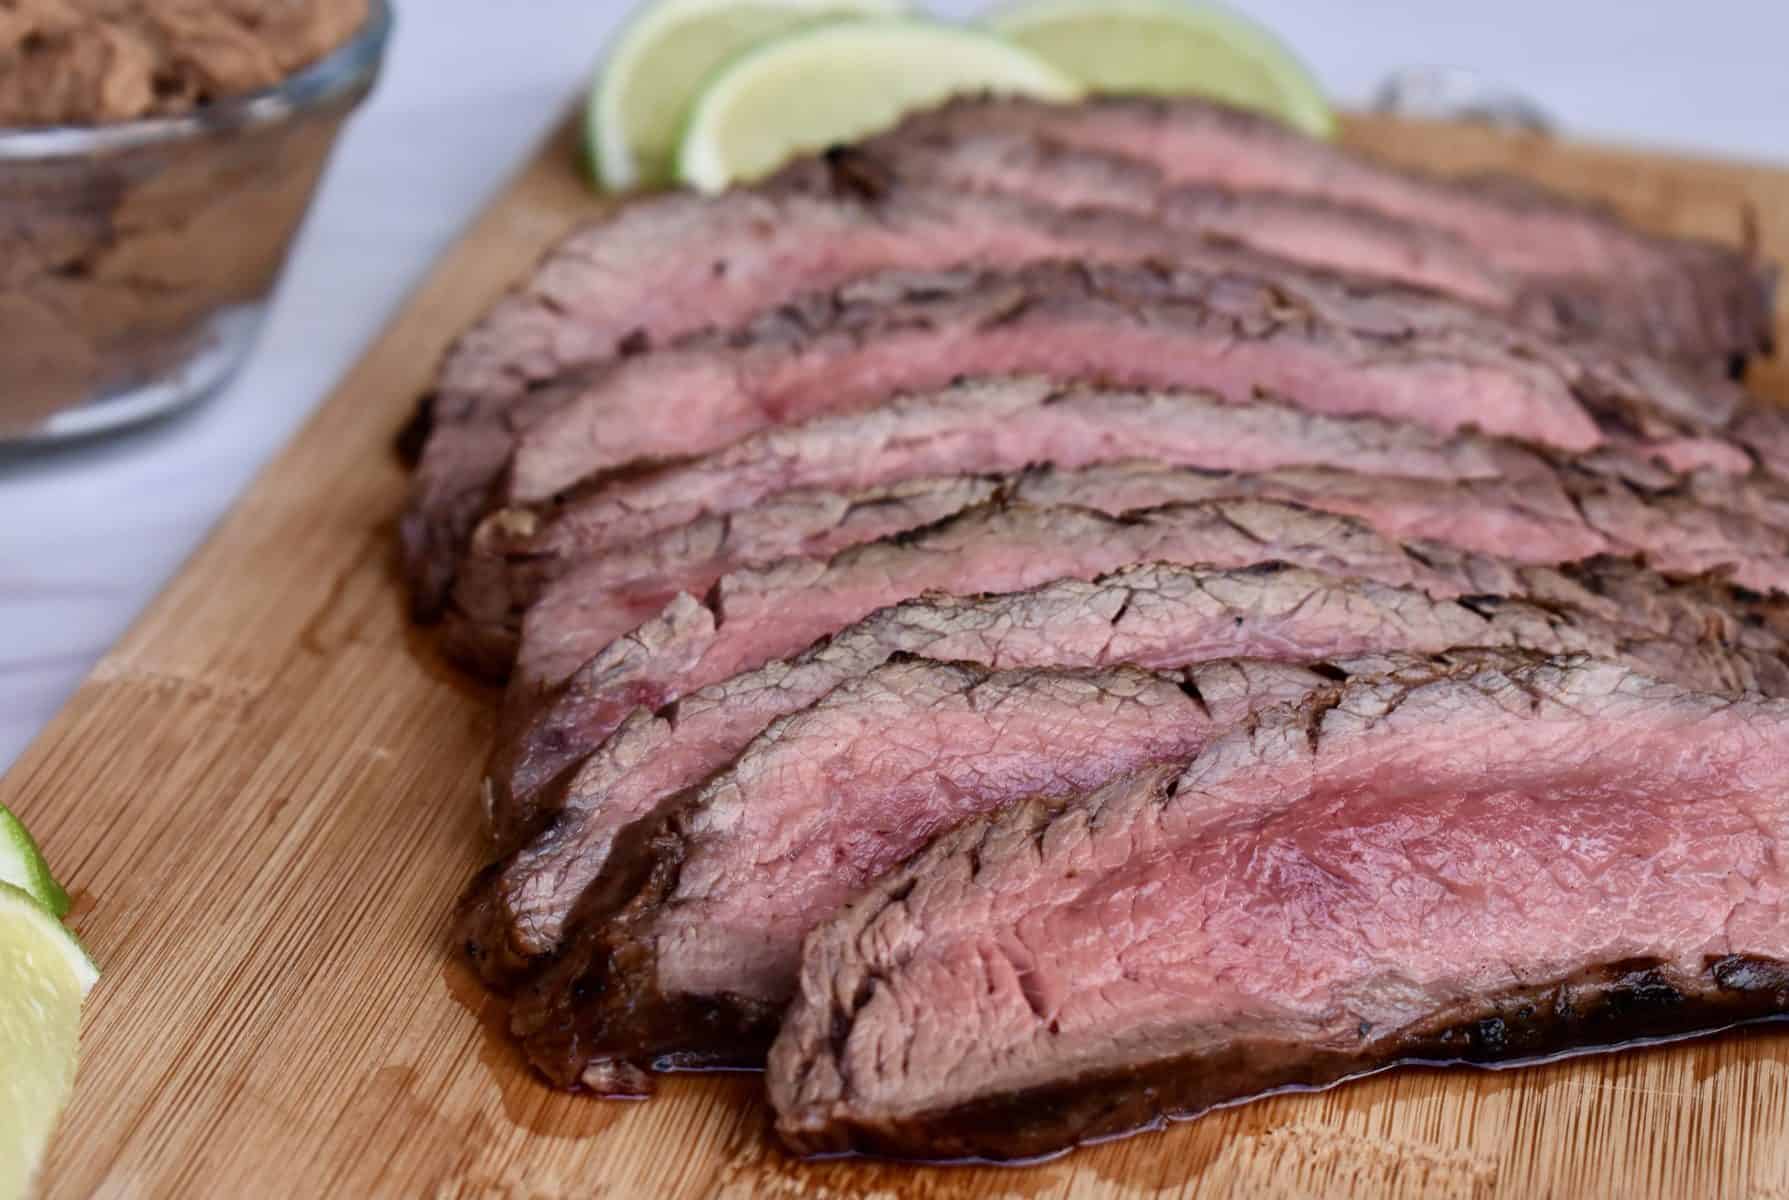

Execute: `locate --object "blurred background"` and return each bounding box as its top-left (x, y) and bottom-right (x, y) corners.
top-left (1, 0), bottom-right (1785, 771)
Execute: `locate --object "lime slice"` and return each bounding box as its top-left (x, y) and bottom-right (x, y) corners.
top-left (986, 0), bottom-right (1335, 139)
top-left (0, 882), bottom-right (96, 1200)
top-left (677, 18), bottom-right (1082, 192)
top-left (591, 0), bottom-right (911, 190)
top-left (0, 805), bottom-right (70, 919)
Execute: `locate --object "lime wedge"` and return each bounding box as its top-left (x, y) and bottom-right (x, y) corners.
top-left (676, 18), bottom-right (1082, 192)
top-left (986, 0), bottom-right (1335, 139)
top-left (592, 0), bottom-right (911, 190)
top-left (0, 805), bottom-right (70, 919)
top-left (0, 882), bottom-right (96, 1200)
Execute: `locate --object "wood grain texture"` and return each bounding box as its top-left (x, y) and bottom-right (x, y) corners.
top-left (8, 114), bottom-right (1789, 1200)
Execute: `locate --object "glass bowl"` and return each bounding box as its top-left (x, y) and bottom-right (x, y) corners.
top-left (0, 0), bottom-right (395, 445)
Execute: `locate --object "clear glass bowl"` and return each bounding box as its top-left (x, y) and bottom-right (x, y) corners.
top-left (0, 0), bottom-right (394, 445)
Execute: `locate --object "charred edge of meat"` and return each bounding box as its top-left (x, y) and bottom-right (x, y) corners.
top-left (512, 826), bottom-right (784, 1089)
top-left (1750, 262), bottom-right (1780, 360)
top-left (438, 608), bottom-right (523, 683)
top-left (523, 970), bottom-right (780, 1093)
top-left (483, 664), bottom-right (689, 857)
top-left (402, 469), bottom-right (515, 624)
top-left (782, 955), bottom-right (1789, 1163)
top-left (483, 735), bottom-right (597, 861)
top-left (452, 858), bottom-right (514, 981)
top-left (461, 780), bottom-right (701, 994)
top-left (395, 393), bottom-right (435, 466)
top-left (820, 145), bottom-right (898, 203)
top-left (401, 364), bottom-right (626, 619)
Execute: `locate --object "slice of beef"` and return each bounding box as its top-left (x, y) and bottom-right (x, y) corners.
top-left (404, 181), bottom-right (1394, 616)
top-left (487, 497), bottom-right (1521, 852)
top-left (443, 475), bottom-right (1002, 681)
top-left (495, 444), bottom-right (1789, 853)
top-left (832, 129), bottom-right (1525, 314)
top-left (1013, 459), bottom-right (1789, 594)
top-left (449, 377), bottom-right (1555, 679)
top-left (425, 159), bottom-right (1282, 406)
top-left (503, 260), bottom-right (1746, 509)
top-left (425, 107), bottom-right (1768, 420)
top-left (521, 639), bottom-right (1789, 1092)
top-left (1035, 452), bottom-right (1789, 541)
top-left (462, 369), bottom-right (1789, 683)
top-left (509, 655), bottom-right (1342, 1092)
top-left (892, 95), bottom-right (1777, 366)
top-left (770, 654), bottom-right (1789, 1161)
top-left (978, 510), bottom-right (1789, 660)
top-left (494, 437), bottom-right (1789, 856)
top-left (406, 258), bottom-right (1755, 618)
top-left (418, 108), bottom-right (1764, 461)
top-left (510, 445), bottom-right (1789, 703)
top-left (460, 561), bottom-right (1787, 991)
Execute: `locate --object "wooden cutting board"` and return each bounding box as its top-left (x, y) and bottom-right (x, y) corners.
top-left (10, 112), bottom-right (1789, 1200)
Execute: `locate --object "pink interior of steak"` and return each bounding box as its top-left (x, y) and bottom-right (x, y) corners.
top-left (851, 128), bottom-right (1522, 309)
top-left (502, 372), bottom-right (1594, 694)
top-left (509, 460), bottom-right (1600, 697)
top-left (496, 499), bottom-right (1502, 838)
top-left (516, 378), bottom-right (1530, 569)
top-left (418, 88), bottom-right (1785, 1143)
top-left (488, 560), bottom-right (1757, 968)
top-left (508, 305), bottom-right (1600, 504)
top-left (491, 477), bottom-right (999, 691)
top-left (892, 97), bottom-right (1774, 367)
top-left (647, 658), bottom-right (1326, 1004)
top-left (433, 186), bottom-right (1075, 399)
top-left (947, 96), bottom-right (1730, 280)
top-left (413, 243), bottom-right (1765, 629)
top-left (772, 658), bottom-right (1789, 1151)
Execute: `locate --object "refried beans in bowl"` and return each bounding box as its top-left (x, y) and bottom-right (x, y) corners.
top-left (0, 0), bottom-right (393, 443)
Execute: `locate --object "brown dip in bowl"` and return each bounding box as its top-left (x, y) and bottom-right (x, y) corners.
top-left (0, 0), bottom-right (393, 442)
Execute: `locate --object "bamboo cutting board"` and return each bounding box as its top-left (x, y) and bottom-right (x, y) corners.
top-left (10, 113), bottom-right (1789, 1200)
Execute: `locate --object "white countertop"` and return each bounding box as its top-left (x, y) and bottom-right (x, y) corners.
top-left (2, 0), bottom-right (1785, 772)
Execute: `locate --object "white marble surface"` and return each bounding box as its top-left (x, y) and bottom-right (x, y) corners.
top-left (2, 0), bottom-right (1785, 772)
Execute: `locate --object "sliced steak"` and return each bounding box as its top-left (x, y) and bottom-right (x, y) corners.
top-left (462, 372), bottom-right (1789, 682)
top-left (834, 129), bottom-right (1524, 313)
top-left (504, 260), bottom-right (1743, 508)
top-left (893, 95), bottom-right (1776, 366)
top-left (488, 498), bottom-right (1522, 851)
top-left (406, 259), bottom-right (1755, 617)
top-left (426, 105), bottom-right (1769, 416)
top-left (509, 655), bottom-right (1340, 1092)
top-left (460, 561), bottom-right (1786, 991)
top-left (1015, 459), bottom-right (1789, 593)
top-left (510, 446), bottom-right (1789, 702)
top-left (406, 182), bottom-right (1396, 615)
top-left (771, 655), bottom-right (1789, 1161)
top-left (426, 161), bottom-right (1278, 406)
top-left (444, 475), bottom-right (1002, 681)
top-left (971, 498), bottom-right (1788, 656)
top-left (450, 377), bottom-right (1556, 679)
top-left (416, 107), bottom-right (1764, 465)
top-left (1026, 456), bottom-right (1789, 541)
